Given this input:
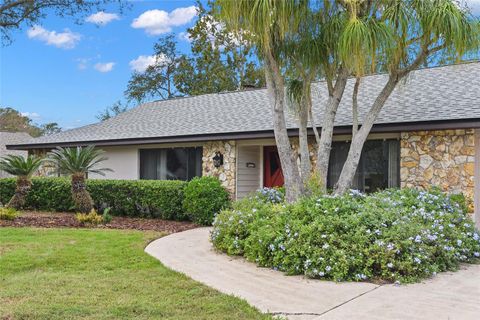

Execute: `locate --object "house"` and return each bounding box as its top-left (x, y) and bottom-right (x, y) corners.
top-left (6, 62), bottom-right (480, 219)
top-left (0, 132), bottom-right (31, 178)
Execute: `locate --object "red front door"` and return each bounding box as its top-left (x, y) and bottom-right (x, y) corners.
top-left (263, 146), bottom-right (284, 188)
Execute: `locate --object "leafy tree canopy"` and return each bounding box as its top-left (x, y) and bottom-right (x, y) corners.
top-left (96, 100), bottom-right (129, 121)
top-left (0, 107), bottom-right (61, 137)
top-left (125, 35), bottom-right (180, 102)
top-left (0, 0), bottom-right (125, 44)
top-left (124, 1), bottom-right (264, 103)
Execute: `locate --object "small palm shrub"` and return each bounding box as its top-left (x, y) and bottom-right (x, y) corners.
top-left (212, 188), bottom-right (480, 283)
top-left (76, 209), bottom-right (104, 225)
top-left (48, 146), bottom-right (112, 213)
top-left (102, 208), bottom-right (113, 224)
top-left (0, 207), bottom-right (19, 220)
top-left (0, 155), bottom-right (43, 209)
top-left (183, 176), bottom-right (230, 225)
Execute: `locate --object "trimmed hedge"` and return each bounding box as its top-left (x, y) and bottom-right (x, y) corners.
top-left (0, 178), bottom-right (187, 220)
top-left (183, 176), bottom-right (231, 225)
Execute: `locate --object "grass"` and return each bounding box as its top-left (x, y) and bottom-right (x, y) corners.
top-left (0, 227), bottom-right (271, 320)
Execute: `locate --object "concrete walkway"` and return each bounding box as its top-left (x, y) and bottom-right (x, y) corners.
top-left (145, 227), bottom-right (480, 320)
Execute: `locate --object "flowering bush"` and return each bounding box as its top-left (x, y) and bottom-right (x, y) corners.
top-left (255, 187), bottom-right (285, 204)
top-left (211, 188), bottom-right (480, 283)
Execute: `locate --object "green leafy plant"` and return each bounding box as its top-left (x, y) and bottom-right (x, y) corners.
top-left (0, 154), bottom-right (43, 209)
top-left (212, 188), bottom-right (480, 283)
top-left (0, 207), bottom-right (20, 220)
top-left (0, 177), bottom-right (187, 220)
top-left (183, 176), bottom-right (230, 225)
top-left (48, 146), bottom-right (112, 213)
top-left (102, 207), bottom-right (113, 224)
top-left (76, 209), bottom-right (103, 225)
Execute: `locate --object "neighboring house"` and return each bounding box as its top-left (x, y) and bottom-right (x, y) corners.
top-left (0, 132), bottom-right (31, 178)
top-left (6, 62), bottom-right (480, 216)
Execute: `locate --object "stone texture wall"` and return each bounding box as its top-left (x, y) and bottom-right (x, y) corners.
top-left (202, 140), bottom-right (236, 196)
top-left (290, 137), bottom-right (318, 171)
top-left (400, 129), bottom-right (475, 210)
top-left (29, 149), bottom-right (56, 177)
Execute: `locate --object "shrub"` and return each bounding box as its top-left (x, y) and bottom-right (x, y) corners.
top-left (0, 207), bottom-right (19, 220)
top-left (255, 187), bottom-right (284, 204)
top-left (76, 209), bottom-right (103, 225)
top-left (102, 208), bottom-right (113, 224)
top-left (212, 188), bottom-right (480, 283)
top-left (0, 178), bottom-right (187, 220)
top-left (183, 176), bottom-right (230, 225)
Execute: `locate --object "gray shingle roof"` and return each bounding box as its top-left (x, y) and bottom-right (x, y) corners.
top-left (10, 62), bottom-right (480, 148)
top-left (0, 132), bottom-right (30, 177)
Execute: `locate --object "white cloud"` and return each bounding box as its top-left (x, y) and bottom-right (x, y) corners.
top-left (131, 6), bottom-right (197, 35)
top-left (129, 54), bottom-right (172, 72)
top-left (178, 31), bottom-right (192, 42)
top-left (94, 62), bottom-right (115, 73)
top-left (21, 112), bottom-right (41, 120)
top-left (129, 55), bottom-right (156, 72)
top-left (86, 11), bottom-right (120, 26)
top-left (27, 25), bottom-right (81, 49)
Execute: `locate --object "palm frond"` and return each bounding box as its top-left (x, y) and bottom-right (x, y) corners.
top-left (48, 146), bottom-right (113, 176)
top-left (0, 155), bottom-right (43, 178)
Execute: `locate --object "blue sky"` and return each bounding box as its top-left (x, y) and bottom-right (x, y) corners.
top-left (1, 0), bottom-right (198, 129)
top-left (1, 0), bottom-right (479, 130)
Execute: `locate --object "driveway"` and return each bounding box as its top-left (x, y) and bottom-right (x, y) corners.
top-left (145, 227), bottom-right (480, 320)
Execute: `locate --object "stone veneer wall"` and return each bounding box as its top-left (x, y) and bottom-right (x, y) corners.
top-left (202, 140), bottom-right (236, 196)
top-left (400, 129), bottom-right (475, 210)
top-left (30, 149), bottom-right (56, 177)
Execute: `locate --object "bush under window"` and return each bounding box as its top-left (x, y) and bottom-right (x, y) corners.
top-left (0, 178), bottom-right (186, 220)
top-left (183, 176), bottom-right (230, 225)
top-left (211, 188), bottom-right (480, 283)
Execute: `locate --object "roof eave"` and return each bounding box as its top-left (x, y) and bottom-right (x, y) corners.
top-left (7, 118), bottom-right (480, 150)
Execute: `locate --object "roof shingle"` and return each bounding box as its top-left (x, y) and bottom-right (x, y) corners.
top-left (11, 62), bottom-right (480, 148)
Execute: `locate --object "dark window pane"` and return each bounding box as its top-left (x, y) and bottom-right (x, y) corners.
top-left (140, 147), bottom-right (203, 181)
top-left (362, 140), bottom-right (388, 192)
top-left (167, 148), bottom-right (188, 180)
top-left (140, 149), bottom-right (158, 179)
top-left (327, 139), bottom-right (400, 192)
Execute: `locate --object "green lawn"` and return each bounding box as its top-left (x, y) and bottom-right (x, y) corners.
top-left (0, 227), bottom-right (271, 320)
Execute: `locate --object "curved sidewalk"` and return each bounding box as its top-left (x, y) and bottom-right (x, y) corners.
top-left (145, 227), bottom-right (480, 320)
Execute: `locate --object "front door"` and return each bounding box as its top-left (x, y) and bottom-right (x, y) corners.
top-left (263, 146), bottom-right (284, 188)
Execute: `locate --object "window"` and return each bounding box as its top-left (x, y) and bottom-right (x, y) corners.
top-left (139, 147), bottom-right (203, 181)
top-left (327, 139), bottom-right (399, 192)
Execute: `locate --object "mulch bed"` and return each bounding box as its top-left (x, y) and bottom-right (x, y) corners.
top-left (0, 211), bottom-right (198, 234)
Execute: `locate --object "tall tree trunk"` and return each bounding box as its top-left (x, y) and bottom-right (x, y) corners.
top-left (352, 76), bottom-right (361, 138)
top-left (334, 76), bottom-right (398, 194)
top-left (264, 51), bottom-right (303, 202)
top-left (7, 176), bottom-right (31, 209)
top-left (298, 97), bottom-right (311, 185)
top-left (315, 67), bottom-right (349, 189)
top-left (71, 172), bottom-right (94, 213)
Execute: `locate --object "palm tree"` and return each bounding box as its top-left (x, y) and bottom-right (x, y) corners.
top-left (217, 0), bottom-right (307, 202)
top-left (0, 155), bottom-right (43, 209)
top-left (48, 146), bottom-right (112, 213)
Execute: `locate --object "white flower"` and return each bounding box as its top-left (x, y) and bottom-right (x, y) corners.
top-left (387, 262), bottom-right (394, 269)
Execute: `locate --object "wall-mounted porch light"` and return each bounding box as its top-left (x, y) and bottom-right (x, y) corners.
top-left (213, 151), bottom-right (224, 168)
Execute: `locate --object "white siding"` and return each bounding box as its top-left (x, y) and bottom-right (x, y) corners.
top-left (89, 146), bottom-right (139, 180)
top-left (236, 145), bottom-right (261, 199)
